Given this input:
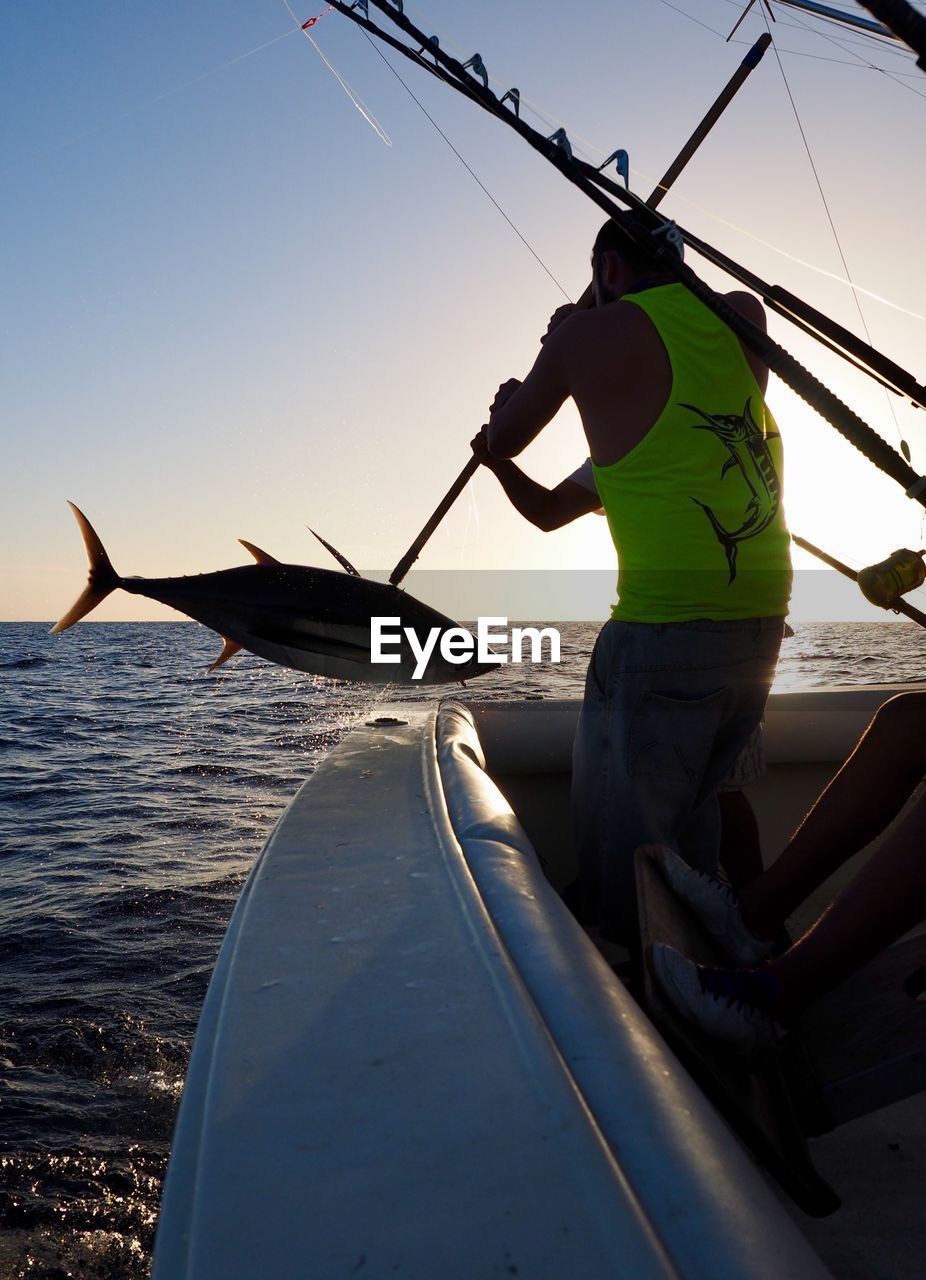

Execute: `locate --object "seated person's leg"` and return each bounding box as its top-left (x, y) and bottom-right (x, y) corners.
top-left (766, 784), bottom-right (926, 1017)
top-left (740, 690), bottom-right (926, 939)
top-left (650, 782), bottom-right (926, 1056)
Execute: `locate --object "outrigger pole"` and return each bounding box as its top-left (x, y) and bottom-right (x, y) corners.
top-left (388, 34), bottom-right (773, 587)
top-left (332, 0), bottom-right (926, 522)
top-left (332, 1), bottom-right (926, 410)
top-left (646, 34), bottom-right (772, 208)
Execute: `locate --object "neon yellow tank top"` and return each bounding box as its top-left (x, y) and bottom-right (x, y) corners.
top-left (591, 284), bottom-right (792, 622)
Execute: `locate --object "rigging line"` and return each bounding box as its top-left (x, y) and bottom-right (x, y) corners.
top-left (282, 0), bottom-right (392, 143)
top-left (806, 15), bottom-right (915, 50)
top-left (354, 2), bottom-right (923, 400)
top-left (764, 1), bottom-right (925, 56)
top-left (356, 26), bottom-right (572, 302)
top-left (763, 12), bottom-right (909, 449)
top-left (768, 42), bottom-right (918, 60)
top-left (720, 0), bottom-right (922, 62)
top-left (341, 0), bottom-right (926, 437)
top-left (650, 0), bottom-right (731, 38)
top-left (722, 0), bottom-right (926, 58)
top-left (721, 0), bottom-right (918, 58)
top-left (766, 1), bottom-right (926, 92)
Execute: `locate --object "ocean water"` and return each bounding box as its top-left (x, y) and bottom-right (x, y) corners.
top-left (4, 617), bottom-right (926, 1278)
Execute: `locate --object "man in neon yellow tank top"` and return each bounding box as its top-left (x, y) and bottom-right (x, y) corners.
top-left (483, 214), bottom-right (791, 948)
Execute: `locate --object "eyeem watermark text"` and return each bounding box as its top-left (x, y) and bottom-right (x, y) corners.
top-left (371, 616), bottom-right (561, 681)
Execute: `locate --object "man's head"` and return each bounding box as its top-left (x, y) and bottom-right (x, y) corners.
top-left (591, 212), bottom-right (684, 306)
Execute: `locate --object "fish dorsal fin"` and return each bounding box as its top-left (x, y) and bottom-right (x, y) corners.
top-left (208, 637), bottom-right (243, 672)
top-left (239, 540), bottom-right (281, 566)
top-left (308, 528), bottom-right (361, 576)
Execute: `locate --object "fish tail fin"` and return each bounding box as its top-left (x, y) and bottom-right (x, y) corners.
top-left (50, 502), bottom-right (121, 633)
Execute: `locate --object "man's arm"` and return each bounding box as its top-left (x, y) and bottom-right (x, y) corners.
top-left (726, 290), bottom-right (769, 394)
top-left (485, 323), bottom-right (573, 459)
top-left (471, 430), bottom-right (601, 531)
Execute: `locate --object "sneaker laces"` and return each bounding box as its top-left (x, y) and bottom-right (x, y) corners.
top-left (696, 966), bottom-right (786, 1037)
top-left (693, 865), bottom-right (737, 902)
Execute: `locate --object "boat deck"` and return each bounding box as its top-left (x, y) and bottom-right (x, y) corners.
top-left (470, 690), bottom-right (926, 1278)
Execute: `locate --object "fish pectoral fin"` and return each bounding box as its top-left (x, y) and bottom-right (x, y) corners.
top-left (308, 528), bottom-right (361, 576)
top-left (720, 456), bottom-right (739, 479)
top-left (239, 540), bottom-right (281, 566)
top-left (208, 638), bottom-right (243, 672)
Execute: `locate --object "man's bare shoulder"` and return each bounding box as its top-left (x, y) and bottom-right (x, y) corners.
top-left (551, 301), bottom-right (653, 359)
top-left (724, 289), bottom-right (767, 331)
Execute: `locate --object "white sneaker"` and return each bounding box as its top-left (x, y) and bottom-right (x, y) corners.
top-left (646, 845), bottom-right (776, 967)
top-left (649, 942), bottom-right (788, 1061)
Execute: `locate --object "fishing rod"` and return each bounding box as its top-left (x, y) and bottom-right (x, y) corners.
top-left (388, 35), bottom-right (774, 585)
top-left (328, 0), bottom-right (926, 516)
top-left (793, 534), bottom-right (926, 626)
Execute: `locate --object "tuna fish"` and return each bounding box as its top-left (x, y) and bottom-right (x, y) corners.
top-left (52, 503), bottom-right (497, 685)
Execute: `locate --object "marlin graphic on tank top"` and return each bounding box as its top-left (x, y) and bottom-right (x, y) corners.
top-left (681, 397), bottom-right (782, 584)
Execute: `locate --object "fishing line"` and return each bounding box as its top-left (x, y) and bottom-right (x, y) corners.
top-left (355, 26), bottom-right (572, 301)
top-left (282, 0), bottom-right (392, 144)
top-left (394, 3), bottom-right (626, 161)
top-left (762, 11), bottom-right (911, 455)
top-left (350, 17), bottom-right (572, 538)
top-left (64, 27), bottom-right (301, 146)
top-left (651, 0), bottom-right (731, 39)
top-left (639, 184), bottom-right (926, 321)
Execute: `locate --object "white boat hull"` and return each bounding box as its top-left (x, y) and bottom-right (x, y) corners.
top-left (153, 686), bottom-right (926, 1278)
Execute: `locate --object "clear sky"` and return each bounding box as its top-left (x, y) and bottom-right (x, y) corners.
top-left (4, 0), bottom-right (926, 623)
